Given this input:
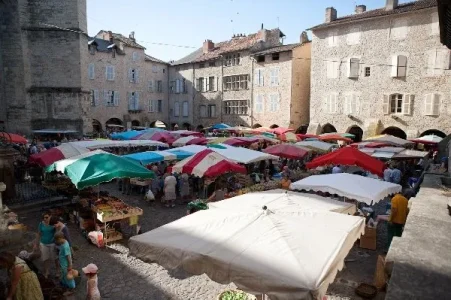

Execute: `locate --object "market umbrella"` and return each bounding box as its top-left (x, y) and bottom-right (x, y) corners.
top-left (46, 150), bottom-right (155, 189)
top-left (410, 134), bottom-right (443, 145)
top-left (290, 173), bottom-right (401, 205)
top-left (306, 146), bottom-right (385, 177)
top-left (171, 130), bottom-right (203, 138)
top-left (364, 134), bottom-right (413, 146)
top-left (296, 141), bottom-right (335, 152)
top-left (251, 127), bottom-right (272, 134)
top-left (29, 143), bottom-right (90, 167)
top-left (320, 133), bottom-right (355, 139)
top-left (122, 150), bottom-right (192, 165)
top-left (211, 123), bottom-right (231, 130)
top-left (263, 144), bottom-right (308, 159)
top-left (110, 130), bottom-right (142, 140)
top-left (251, 135), bottom-right (280, 144)
top-left (319, 134), bottom-right (352, 143)
top-left (170, 149), bottom-right (246, 177)
top-left (0, 132), bottom-right (27, 144)
top-left (350, 142), bottom-right (391, 148)
top-left (207, 137), bottom-right (229, 144)
top-left (172, 136), bottom-right (199, 147)
top-left (133, 131), bottom-right (175, 144)
top-left (272, 127), bottom-right (294, 135)
top-left (186, 137), bottom-right (209, 146)
top-left (223, 137), bottom-right (259, 147)
top-left (129, 206), bottom-right (365, 300)
top-left (296, 134), bottom-right (319, 140)
top-left (278, 132), bottom-right (300, 142)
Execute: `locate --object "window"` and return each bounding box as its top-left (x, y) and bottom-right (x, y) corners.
top-left (182, 101), bottom-right (189, 117)
top-left (270, 68), bottom-right (279, 86)
top-left (208, 76), bottom-right (215, 91)
top-left (272, 53), bottom-right (280, 61)
top-left (424, 93), bottom-right (440, 116)
top-left (197, 78), bottom-right (205, 92)
top-left (200, 105), bottom-right (207, 117)
top-left (148, 80), bottom-right (154, 92)
top-left (269, 94), bottom-right (280, 112)
top-left (88, 63), bottom-right (95, 80)
top-left (224, 100), bottom-right (249, 115)
top-left (346, 27), bottom-right (361, 45)
top-left (157, 100), bottom-right (162, 113)
top-left (383, 94), bottom-right (413, 115)
top-left (391, 55), bottom-right (407, 78)
top-left (174, 102), bottom-right (180, 117)
top-left (326, 60), bottom-right (340, 78)
top-left (257, 55), bottom-right (265, 63)
top-left (324, 93), bottom-right (338, 113)
top-left (163, 68), bottom-right (165, 73)
top-left (169, 81), bottom-right (175, 93)
top-left (347, 58), bottom-right (360, 78)
top-left (152, 65), bottom-right (158, 73)
top-left (148, 99), bottom-right (156, 112)
top-left (364, 67), bottom-right (371, 77)
top-left (344, 93), bottom-right (360, 114)
top-left (223, 75), bottom-right (248, 91)
top-left (208, 105), bottom-right (216, 117)
top-left (199, 63), bottom-right (205, 68)
top-left (106, 65), bottom-right (115, 81)
top-left (104, 90), bottom-right (119, 107)
top-left (157, 80), bottom-right (163, 93)
top-left (209, 61), bottom-right (215, 67)
top-left (427, 49), bottom-right (450, 76)
top-left (132, 52), bottom-right (138, 61)
top-left (431, 12), bottom-right (439, 36)
top-left (89, 45), bottom-right (96, 55)
top-left (90, 90), bottom-right (99, 106)
top-left (129, 68), bottom-right (138, 83)
top-left (128, 92), bottom-right (139, 110)
top-left (224, 53), bottom-right (241, 66)
top-left (149, 100), bottom-right (163, 113)
top-left (254, 69), bottom-right (264, 86)
top-left (391, 19), bottom-right (408, 40)
top-left (327, 30), bottom-right (338, 47)
top-left (182, 79), bottom-right (187, 93)
top-left (255, 94), bottom-right (264, 113)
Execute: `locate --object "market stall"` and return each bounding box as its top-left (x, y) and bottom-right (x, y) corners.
top-left (364, 134), bottom-right (414, 147)
top-left (296, 140), bottom-right (335, 152)
top-left (263, 144), bottom-right (309, 159)
top-left (123, 149), bottom-right (193, 165)
top-left (69, 140), bottom-right (168, 150)
top-left (29, 143), bottom-right (90, 167)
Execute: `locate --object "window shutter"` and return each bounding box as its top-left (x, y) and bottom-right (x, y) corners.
top-left (432, 94), bottom-right (440, 116)
top-left (354, 94), bottom-right (360, 114)
top-left (127, 92), bottom-right (132, 110)
top-left (383, 94), bottom-right (390, 114)
top-left (274, 68), bottom-right (279, 85)
top-left (391, 55), bottom-right (399, 77)
top-left (427, 50), bottom-right (437, 76)
top-left (112, 66), bottom-right (115, 80)
top-left (344, 94), bottom-right (351, 114)
top-left (104, 90), bottom-right (109, 106)
top-left (333, 94), bottom-right (338, 113)
top-left (424, 93), bottom-right (433, 115)
top-left (105, 67), bottom-right (108, 80)
top-left (128, 68), bottom-right (133, 82)
top-left (136, 92), bottom-right (140, 110)
top-left (135, 69), bottom-right (140, 83)
top-left (350, 94), bottom-right (357, 113)
top-left (402, 94), bottom-right (413, 115)
top-left (150, 100), bottom-right (155, 112)
top-left (215, 77), bottom-right (219, 91)
top-left (326, 61), bottom-right (332, 78)
top-left (323, 96), bottom-right (329, 113)
top-left (149, 80), bottom-right (153, 92)
top-left (348, 58), bottom-right (359, 78)
top-left (114, 91), bottom-right (119, 106)
top-left (254, 70), bottom-right (259, 85)
top-left (175, 79), bottom-right (180, 93)
top-left (94, 90), bottom-right (99, 106)
top-left (204, 77), bottom-right (209, 92)
top-left (435, 50), bottom-right (449, 75)
top-left (397, 55), bottom-right (407, 77)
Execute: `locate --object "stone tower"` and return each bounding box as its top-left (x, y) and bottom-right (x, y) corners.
top-left (0, 0), bottom-right (90, 136)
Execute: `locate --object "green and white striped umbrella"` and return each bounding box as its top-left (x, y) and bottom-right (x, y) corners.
top-left (46, 150), bottom-right (155, 189)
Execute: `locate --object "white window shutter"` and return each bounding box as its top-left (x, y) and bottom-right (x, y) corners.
top-left (135, 92), bottom-right (140, 109)
top-left (391, 55), bottom-right (399, 77)
top-left (383, 94), bottom-right (390, 114)
top-left (355, 94), bottom-right (360, 114)
top-left (435, 50), bottom-right (449, 75)
top-left (254, 70), bottom-right (259, 85)
top-left (333, 94), bottom-right (338, 113)
top-left (348, 58), bottom-right (359, 78)
top-left (104, 90), bottom-right (109, 106)
top-left (427, 50), bottom-right (437, 76)
top-left (114, 91), bottom-right (119, 106)
top-left (112, 66), bottom-right (115, 80)
top-left (334, 61), bottom-right (340, 78)
top-left (398, 55), bottom-right (407, 77)
top-left (105, 67), bottom-right (108, 79)
top-left (204, 77), bottom-right (209, 92)
top-left (432, 94), bottom-right (440, 116)
top-left (128, 68), bottom-right (133, 82)
top-left (402, 94), bottom-right (413, 115)
top-left (344, 95), bottom-right (350, 114)
top-left (326, 61), bottom-right (333, 78)
top-left (350, 94), bottom-right (357, 113)
top-left (149, 80), bottom-right (153, 92)
top-left (275, 68), bottom-right (279, 85)
top-left (135, 69), bottom-right (140, 83)
top-left (323, 96), bottom-right (329, 112)
top-left (215, 77), bottom-right (219, 91)
top-left (424, 93), bottom-right (433, 115)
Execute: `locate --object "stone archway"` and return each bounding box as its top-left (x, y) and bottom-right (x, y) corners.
top-left (295, 124), bottom-right (309, 134)
top-left (92, 119), bottom-right (102, 133)
top-left (150, 120), bottom-right (168, 128)
top-left (131, 120), bottom-right (140, 127)
top-left (196, 125), bottom-right (204, 132)
top-left (252, 123), bottom-right (262, 129)
top-left (347, 125), bottom-right (363, 142)
top-left (381, 126), bottom-right (407, 139)
top-left (269, 124), bottom-right (279, 129)
top-left (420, 129), bottom-right (447, 138)
top-left (321, 123), bottom-right (337, 134)
top-left (183, 123), bottom-right (191, 130)
top-left (106, 118), bottom-right (123, 126)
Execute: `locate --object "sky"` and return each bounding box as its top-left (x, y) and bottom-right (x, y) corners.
top-left (87, 0), bottom-right (412, 62)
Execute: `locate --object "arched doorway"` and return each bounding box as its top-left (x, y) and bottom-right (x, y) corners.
top-left (150, 120), bottom-right (167, 128)
top-left (321, 123), bottom-right (337, 134)
top-left (106, 118), bottom-right (123, 126)
top-left (196, 125), bottom-right (204, 132)
top-left (420, 129), bottom-right (446, 138)
top-left (131, 120), bottom-right (140, 127)
top-left (381, 126), bottom-right (407, 139)
top-left (171, 123), bottom-right (179, 130)
top-left (252, 123), bottom-right (262, 129)
top-left (347, 125), bottom-right (363, 142)
top-left (183, 123), bottom-right (191, 130)
top-left (269, 124), bottom-right (279, 129)
top-left (92, 119), bottom-right (102, 133)
top-left (295, 124), bottom-right (309, 134)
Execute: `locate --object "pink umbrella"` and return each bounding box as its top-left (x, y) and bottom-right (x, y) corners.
top-left (133, 131), bottom-right (175, 144)
top-left (186, 137), bottom-right (208, 145)
top-left (223, 137), bottom-right (259, 147)
top-left (272, 127), bottom-right (294, 135)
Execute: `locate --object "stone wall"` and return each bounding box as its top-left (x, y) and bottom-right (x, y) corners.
top-left (168, 64), bottom-right (194, 128)
top-left (309, 7), bottom-right (451, 138)
top-left (291, 42), bottom-right (311, 130)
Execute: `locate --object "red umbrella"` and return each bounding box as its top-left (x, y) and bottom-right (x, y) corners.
top-left (306, 146), bottom-right (385, 176)
top-left (133, 131), bottom-right (175, 144)
top-left (272, 127), bottom-right (294, 135)
top-left (278, 132), bottom-right (301, 142)
top-left (263, 144), bottom-right (308, 159)
top-left (296, 134), bottom-right (318, 140)
top-left (319, 134), bottom-right (352, 143)
top-left (186, 137), bottom-right (208, 145)
top-left (223, 137), bottom-right (259, 147)
top-left (0, 133), bottom-right (27, 144)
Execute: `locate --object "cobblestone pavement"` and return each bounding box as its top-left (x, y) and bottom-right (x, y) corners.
top-left (3, 183), bottom-right (387, 300)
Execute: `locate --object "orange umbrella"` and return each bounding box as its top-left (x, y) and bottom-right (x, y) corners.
top-left (278, 132), bottom-right (300, 142)
top-left (0, 132), bottom-right (27, 144)
top-left (319, 134), bottom-right (352, 143)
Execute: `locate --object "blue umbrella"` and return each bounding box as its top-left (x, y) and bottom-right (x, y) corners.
top-left (123, 150), bottom-right (194, 165)
top-left (167, 149), bottom-right (195, 160)
top-left (211, 123), bottom-right (231, 130)
top-left (304, 137), bottom-right (319, 141)
top-left (111, 130), bottom-right (141, 140)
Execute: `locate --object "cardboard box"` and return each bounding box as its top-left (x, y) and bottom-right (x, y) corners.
top-left (360, 226), bottom-right (377, 250)
top-left (364, 226), bottom-right (377, 238)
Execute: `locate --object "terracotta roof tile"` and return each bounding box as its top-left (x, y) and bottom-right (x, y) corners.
top-left (252, 43), bottom-right (302, 56)
top-left (144, 54), bottom-right (168, 64)
top-left (310, 0), bottom-right (437, 30)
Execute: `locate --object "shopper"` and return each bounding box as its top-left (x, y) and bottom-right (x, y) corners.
top-left (54, 232), bottom-right (76, 290)
top-left (164, 173), bottom-right (177, 208)
top-left (34, 211), bottom-right (55, 278)
top-left (82, 263), bottom-right (101, 300)
top-left (387, 189), bottom-right (413, 249)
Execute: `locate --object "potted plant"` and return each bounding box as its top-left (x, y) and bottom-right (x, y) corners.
top-left (217, 290), bottom-right (256, 300)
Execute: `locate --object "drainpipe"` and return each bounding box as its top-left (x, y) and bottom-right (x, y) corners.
top-left (219, 55), bottom-right (224, 123)
top-left (192, 63), bottom-right (195, 129)
top-left (250, 57), bottom-right (255, 128)
top-left (167, 64), bottom-right (170, 129)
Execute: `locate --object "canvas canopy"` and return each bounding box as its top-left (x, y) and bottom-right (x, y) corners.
top-left (70, 140), bottom-right (168, 150)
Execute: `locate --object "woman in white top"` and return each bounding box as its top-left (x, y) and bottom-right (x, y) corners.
top-left (82, 263), bottom-right (101, 300)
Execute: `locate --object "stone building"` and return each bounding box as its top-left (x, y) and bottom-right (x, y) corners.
top-left (168, 27), bottom-right (311, 131)
top-left (308, 0), bottom-right (450, 141)
top-left (0, 0), bottom-right (90, 135)
top-left (86, 31), bottom-right (169, 132)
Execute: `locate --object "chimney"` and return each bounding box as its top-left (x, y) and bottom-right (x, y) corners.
top-left (108, 30), bottom-right (113, 43)
top-left (385, 0), bottom-right (398, 11)
top-left (203, 39), bottom-right (214, 54)
top-left (355, 5), bottom-right (366, 14)
top-left (325, 7), bottom-right (337, 23)
top-left (129, 31), bottom-right (135, 42)
top-left (300, 31), bottom-right (309, 44)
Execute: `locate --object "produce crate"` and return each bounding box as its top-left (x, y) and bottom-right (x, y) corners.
top-left (91, 205), bottom-right (143, 223)
top-left (104, 231), bottom-right (123, 243)
top-left (130, 178), bottom-right (152, 187)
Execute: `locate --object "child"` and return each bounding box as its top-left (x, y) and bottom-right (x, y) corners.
top-left (82, 263), bottom-right (101, 300)
top-left (54, 232), bottom-right (75, 290)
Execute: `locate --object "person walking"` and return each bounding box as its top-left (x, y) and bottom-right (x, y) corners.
top-left (34, 212), bottom-right (55, 279)
top-left (179, 173), bottom-right (190, 203)
top-left (164, 173), bottom-right (177, 208)
top-left (54, 232), bottom-right (75, 290)
top-left (383, 163), bottom-right (393, 182)
top-left (387, 190), bottom-right (412, 250)
top-left (0, 252), bottom-right (44, 300)
top-left (390, 164), bottom-right (402, 184)
top-left (82, 263), bottom-right (101, 300)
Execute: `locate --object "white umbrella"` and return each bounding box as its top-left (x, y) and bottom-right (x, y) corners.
top-left (295, 141), bottom-right (335, 152)
top-left (209, 189), bottom-right (356, 215)
top-left (364, 134), bottom-right (413, 146)
top-left (411, 134), bottom-right (443, 144)
top-left (290, 173), bottom-right (402, 205)
top-left (129, 207), bottom-right (364, 300)
top-left (172, 136), bottom-right (198, 147)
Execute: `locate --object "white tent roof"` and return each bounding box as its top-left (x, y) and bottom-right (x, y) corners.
top-left (170, 145), bottom-right (207, 154)
top-left (393, 149), bottom-right (429, 159)
top-left (129, 208), bottom-right (365, 300)
top-left (172, 136), bottom-right (197, 147)
top-left (209, 189), bottom-right (356, 215)
top-left (295, 141), bottom-right (335, 152)
top-left (290, 173), bottom-right (402, 205)
top-left (365, 134), bottom-right (413, 146)
top-left (69, 140), bottom-right (168, 150)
